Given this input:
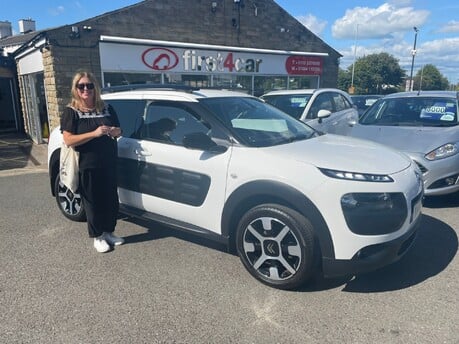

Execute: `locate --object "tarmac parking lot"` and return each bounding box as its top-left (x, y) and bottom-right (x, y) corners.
top-left (0, 134), bottom-right (458, 343)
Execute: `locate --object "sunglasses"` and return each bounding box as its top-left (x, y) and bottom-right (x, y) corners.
top-left (76, 83), bottom-right (95, 90)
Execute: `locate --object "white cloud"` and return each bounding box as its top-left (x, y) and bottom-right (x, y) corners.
top-left (296, 14), bottom-right (327, 37)
top-left (437, 20), bottom-right (459, 33)
top-left (339, 37), bottom-right (459, 82)
top-left (387, 0), bottom-right (412, 6)
top-left (49, 6), bottom-right (65, 16)
top-left (416, 38), bottom-right (459, 81)
top-left (314, 1), bottom-right (459, 82)
top-left (332, 3), bottom-right (429, 40)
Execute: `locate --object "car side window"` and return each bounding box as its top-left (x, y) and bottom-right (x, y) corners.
top-left (308, 93), bottom-right (334, 119)
top-left (333, 93), bottom-right (350, 111)
top-left (141, 103), bottom-right (210, 145)
top-left (105, 99), bottom-right (146, 138)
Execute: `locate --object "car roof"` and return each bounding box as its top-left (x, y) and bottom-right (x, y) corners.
top-left (261, 88), bottom-right (351, 97)
top-left (351, 94), bottom-right (382, 98)
top-left (101, 87), bottom-right (255, 102)
top-left (382, 91), bottom-right (459, 99)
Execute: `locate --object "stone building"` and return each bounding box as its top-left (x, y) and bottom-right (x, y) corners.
top-left (0, 0), bottom-right (341, 143)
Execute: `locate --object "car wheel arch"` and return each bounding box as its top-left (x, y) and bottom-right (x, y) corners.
top-left (221, 180), bottom-right (335, 260)
top-left (49, 148), bottom-right (61, 197)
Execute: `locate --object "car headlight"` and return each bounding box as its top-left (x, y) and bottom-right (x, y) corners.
top-left (319, 168), bottom-right (393, 182)
top-left (425, 143), bottom-right (458, 161)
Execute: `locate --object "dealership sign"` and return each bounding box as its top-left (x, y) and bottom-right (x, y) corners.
top-left (285, 56), bottom-right (322, 75)
top-left (100, 42), bottom-right (323, 76)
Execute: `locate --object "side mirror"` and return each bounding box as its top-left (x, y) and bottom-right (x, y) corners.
top-left (317, 109), bottom-right (332, 119)
top-left (182, 132), bottom-right (227, 153)
top-left (317, 109), bottom-right (331, 123)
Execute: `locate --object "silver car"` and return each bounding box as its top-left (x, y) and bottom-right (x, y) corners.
top-left (350, 91), bottom-right (459, 196)
top-left (261, 88), bottom-right (358, 135)
top-left (351, 94), bottom-right (382, 117)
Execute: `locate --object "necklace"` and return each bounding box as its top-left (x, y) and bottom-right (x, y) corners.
top-left (80, 105), bottom-right (95, 112)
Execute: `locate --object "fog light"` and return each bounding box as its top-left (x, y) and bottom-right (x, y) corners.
top-left (445, 177), bottom-right (457, 186)
top-left (428, 174), bottom-right (459, 189)
top-left (341, 192), bottom-right (407, 235)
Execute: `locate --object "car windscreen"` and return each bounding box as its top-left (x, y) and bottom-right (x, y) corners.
top-left (359, 96), bottom-right (458, 127)
top-left (261, 94), bottom-right (312, 119)
top-left (199, 97), bottom-right (318, 147)
top-left (351, 95), bottom-right (381, 110)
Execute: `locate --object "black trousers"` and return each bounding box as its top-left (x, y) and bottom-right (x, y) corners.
top-left (80, 167), bottom-right (119, 238)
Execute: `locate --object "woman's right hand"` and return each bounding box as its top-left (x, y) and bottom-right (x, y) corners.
top-left (64, 125), bottom-right (111, 147)
top-left (94, 125), bottom-right (110, 137)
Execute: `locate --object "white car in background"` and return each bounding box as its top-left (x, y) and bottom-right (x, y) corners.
top-left (261, 88), bottom-right (358, 135)
top-left (48, 85), bottom-right (423, 290)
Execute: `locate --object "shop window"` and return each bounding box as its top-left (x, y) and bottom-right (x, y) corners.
top-left (103, 72), bottom-right (161, 87)
top-left (20, 72), bottom-right (47, 143)
top-left (213, 75), bottom-right (252, 94)
top-left (288, 76), bottom-right (316, 89)
top-left (254, 76), bottom-right (288, 96)
top-left (166, 74), bottom-right (211, 88)
top-left (0, 77), bottom-right (19, 132)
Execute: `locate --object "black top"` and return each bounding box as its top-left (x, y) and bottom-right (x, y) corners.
top-left (60, 105), bottom-right (120, 170)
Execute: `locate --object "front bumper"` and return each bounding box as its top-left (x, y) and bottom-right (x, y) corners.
top-left (412, 155), bottom-right (459, 196)
top-left (322, 214), bottom-right (421, 278)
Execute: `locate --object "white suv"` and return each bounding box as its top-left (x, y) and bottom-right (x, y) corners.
top-left (261, 88), bottom-right (358, 136)
top-left (48, 86), bottom-right (423, 290)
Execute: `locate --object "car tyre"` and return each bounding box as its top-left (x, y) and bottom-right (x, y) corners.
top-left (54, 175), bottom-right (86, 222)
top-left (236, 204), bottom-right (318, 290)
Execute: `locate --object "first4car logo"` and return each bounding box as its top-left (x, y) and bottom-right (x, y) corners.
top-left (182, 50), bottom-right (263, 73)
top-left (142, 47), bottom-right (263, 73)
top-left (142, 48), bottom-right (179, 71)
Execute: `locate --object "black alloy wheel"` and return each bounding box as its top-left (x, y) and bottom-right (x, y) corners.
top-left (54, 175), bottom-right (86, 222)
top-left (236, 204), bottom-right (318, 290)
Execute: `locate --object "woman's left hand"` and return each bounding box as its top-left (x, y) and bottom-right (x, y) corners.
top-left (108, 127), bottom-right (122, 138)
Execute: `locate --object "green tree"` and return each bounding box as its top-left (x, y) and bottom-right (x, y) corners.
top-left (413, 64), bottom-right (449, 90)
top-left (337, 68), bottom-right (351, 91)
top-left (338, 53), bottom-right (405, 94)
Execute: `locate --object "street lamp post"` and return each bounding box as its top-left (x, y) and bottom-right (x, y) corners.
top-left (350, 24), bottom-right (359, 94)
top-left (409, 27), bottom-right (419, 91)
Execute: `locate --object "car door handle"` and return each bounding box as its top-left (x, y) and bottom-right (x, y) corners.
top-left (135, 149), bottom-right (152, 156)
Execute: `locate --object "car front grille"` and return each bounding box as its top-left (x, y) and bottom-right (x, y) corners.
top-left (414, 160), bottom-right (428, 174)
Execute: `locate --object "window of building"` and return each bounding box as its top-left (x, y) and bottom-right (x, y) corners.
top-left (254, 76), bottom-right (288, 96)
top-left (103, 72), bottom-right (161, 87)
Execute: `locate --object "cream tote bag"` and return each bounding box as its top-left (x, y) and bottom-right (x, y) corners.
top-left (59, 144), bottom-right (79, 193)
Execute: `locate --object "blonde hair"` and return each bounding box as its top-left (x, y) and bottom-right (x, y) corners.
top-left (68, 71), bottom-right (105, 112)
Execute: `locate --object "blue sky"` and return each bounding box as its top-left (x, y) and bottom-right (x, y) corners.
top-left (2, 0), bottom-right (458, 84)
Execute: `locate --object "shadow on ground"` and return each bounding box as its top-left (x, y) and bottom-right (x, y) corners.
top-left (120, 211), bottom-right (457, 293)
top-left (423, 192), bottom-right (459, 208)
top-left (119, 215), bottom-right (227, 253)
top-left (302, 213), bottom-right (457, 293)
top-left (0, 133), bottom-right (35, 170)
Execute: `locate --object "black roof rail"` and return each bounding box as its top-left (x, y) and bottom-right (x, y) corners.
top-left (101, 83), bottom-right (200, 94)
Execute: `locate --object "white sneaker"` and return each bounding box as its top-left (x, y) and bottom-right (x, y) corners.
top-left (103, 232), bottom-right (125, 246)
top-left (94, 236), bottom-right (111, 253)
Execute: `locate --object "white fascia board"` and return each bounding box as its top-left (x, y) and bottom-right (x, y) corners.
top-left (14, 37), bottom-right (47, 60)
top-left (100, 35), bottom-right (328, 57)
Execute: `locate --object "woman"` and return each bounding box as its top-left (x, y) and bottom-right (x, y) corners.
top-left (60, 71), bottom-right (124, 253)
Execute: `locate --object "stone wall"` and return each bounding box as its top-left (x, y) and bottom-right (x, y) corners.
top-left (42, 33), bottom-right (102, 130)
